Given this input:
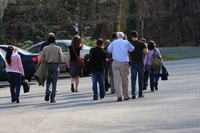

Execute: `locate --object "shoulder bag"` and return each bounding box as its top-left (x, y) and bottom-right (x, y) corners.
top-left (72, 47), bottom-right (84, 68)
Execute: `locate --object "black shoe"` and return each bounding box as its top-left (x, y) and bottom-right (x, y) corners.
top-left (154, 83), bottom-right (158, 91)
top-left (143, 85), bottom-right (147, 90)
top-left (117, 97), bottom-right (122, 101)
top-left (124, 97), bottom-right (130, 100)
top-left (93, 98), bottom-right (98, 100)
top-left (138, 95), bottom-right (144, 98)
top-left (71, 84), bottom-right (74, 92)
top-left (44, 94), bottom-right (50, 101)
top-left (50, 100), bottom-right (56, 103)
top-left (132, 95), bottom-right (136, 99)
top-left (16, 100), bottom-right (20, 103)
top-left (111, 90), bottom-right (115, 94)
top-left (100, 95), bottom-right (105, 99)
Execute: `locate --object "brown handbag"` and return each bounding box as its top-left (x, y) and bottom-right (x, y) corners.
top-left (72, 47), bottom-right (84, 68)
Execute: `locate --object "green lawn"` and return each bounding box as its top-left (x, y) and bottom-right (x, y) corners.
top-left (159, 47), bottom-right (200, 61)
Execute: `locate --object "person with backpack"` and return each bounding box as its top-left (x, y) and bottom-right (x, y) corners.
top-left (90, 38), bottom-right (107, 100)
top-left (144, 40), bottom-right (163, 91)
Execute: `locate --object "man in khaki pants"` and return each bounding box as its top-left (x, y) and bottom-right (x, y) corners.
top-left (107, 32), bottom-right (134, 101)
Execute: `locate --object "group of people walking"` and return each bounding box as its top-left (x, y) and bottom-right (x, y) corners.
top-left (89, 31), bottom-right (164, 101)
top-left (5, 30), bottom-right (163, 103)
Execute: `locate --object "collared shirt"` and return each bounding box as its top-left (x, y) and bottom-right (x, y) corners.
top-left (41, 43), bottom-right (63, 64)
top-left (107, 38), bottom-right (134, 62)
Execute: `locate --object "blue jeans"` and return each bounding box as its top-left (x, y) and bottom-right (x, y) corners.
top-left (91, 71), bottom-right (105, 99)
top-left (46, 63), bottom-right (59, 101)
top-left (148, 66), bottom-right (160, 91)
top-left (8, 72), bottom-right (21, 102)
top-left (131, 64), bottom-right (144, 97)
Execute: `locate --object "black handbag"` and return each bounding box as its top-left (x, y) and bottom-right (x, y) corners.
top-left (21, 78), bottom-right (30, 93)
top-left (160, 65), bottom-right (169, 80)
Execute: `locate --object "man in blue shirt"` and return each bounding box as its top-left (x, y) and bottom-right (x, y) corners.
top-left (107, 32), bottom-right (134, 101)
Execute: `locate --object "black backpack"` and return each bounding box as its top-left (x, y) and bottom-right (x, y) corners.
top-left (84, 48), bottom-right (94, 72)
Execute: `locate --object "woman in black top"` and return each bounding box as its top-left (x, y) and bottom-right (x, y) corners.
top-left (67, 35), bottom-right (83, 92)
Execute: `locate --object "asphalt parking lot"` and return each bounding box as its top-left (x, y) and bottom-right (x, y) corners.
top-left (0, 58), bottom-right (200, 133)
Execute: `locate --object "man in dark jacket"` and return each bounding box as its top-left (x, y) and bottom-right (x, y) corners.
top-left (91, 38), bottom-right (107, 100)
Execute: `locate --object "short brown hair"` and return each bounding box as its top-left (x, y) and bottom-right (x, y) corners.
top-left (97, 38), bottom-right (103, 46)
top-left (131, 30), bottom-right (138, 37)
top-left (140, 38), bottom-right (146, 43)
top-left (148, 40), bottom-right (156, 50)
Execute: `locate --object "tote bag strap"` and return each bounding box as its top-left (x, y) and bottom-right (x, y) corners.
top-left (72, 47), bottom-right (79, 58)
top-left (154, 49), bottom-right (156, 55)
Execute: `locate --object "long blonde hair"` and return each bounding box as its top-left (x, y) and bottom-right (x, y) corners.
top-left (104, 39), bottom-right (110, 49)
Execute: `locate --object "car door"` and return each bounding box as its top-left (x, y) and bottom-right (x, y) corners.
top-left (0, 48), bottom-right (7, 80)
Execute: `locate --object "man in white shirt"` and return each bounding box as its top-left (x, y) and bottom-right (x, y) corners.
top-left (107, 32), bottom-right (134, 101)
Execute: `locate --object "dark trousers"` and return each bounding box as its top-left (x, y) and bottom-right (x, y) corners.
top-left (104, 62), bottom-right (110, 91)
top-left (8, 72), bottom-right (22, 102)
top-left (143, 68), bottom-right (149, 88)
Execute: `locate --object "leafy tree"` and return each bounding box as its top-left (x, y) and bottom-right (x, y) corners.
top-left (125, 0), bottom-right (139, 41)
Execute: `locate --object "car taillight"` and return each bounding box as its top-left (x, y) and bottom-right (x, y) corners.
top-left (32, 57), bottom-right (40, 63)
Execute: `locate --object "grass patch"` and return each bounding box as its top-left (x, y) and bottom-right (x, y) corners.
top-left (159, 47), bottom-right (200, 61)
top-left (162, 55), bottom-right (177, 61)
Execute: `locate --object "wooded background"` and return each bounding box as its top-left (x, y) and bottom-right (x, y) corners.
top-left (0, 0), bottom-right (200, 47)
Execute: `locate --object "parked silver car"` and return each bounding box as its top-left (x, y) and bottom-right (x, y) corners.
top-left (26, 39), bottom-right (91, 76)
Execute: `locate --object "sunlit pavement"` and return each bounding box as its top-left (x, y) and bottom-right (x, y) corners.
top-left (0, 58), bottom-right (200, 133)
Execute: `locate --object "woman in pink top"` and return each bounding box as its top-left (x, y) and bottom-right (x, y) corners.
top-left (5, 46), bottom-right (24, 103)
